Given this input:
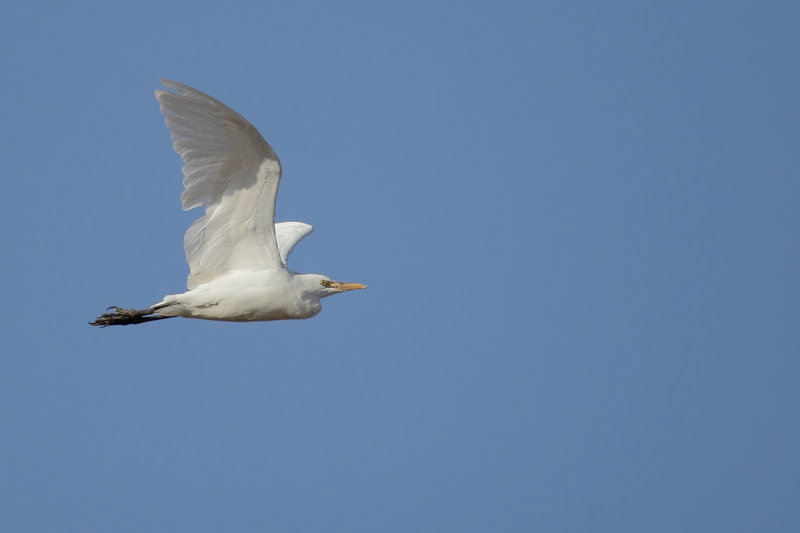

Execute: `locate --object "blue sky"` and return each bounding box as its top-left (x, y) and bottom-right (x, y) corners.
top-left (1, 1), bottom-right (798, 531)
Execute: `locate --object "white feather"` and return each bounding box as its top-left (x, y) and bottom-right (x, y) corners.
top-left (275, 221), bottom-right (314, 267)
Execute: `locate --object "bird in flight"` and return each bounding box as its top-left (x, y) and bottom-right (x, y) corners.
top-left (91, 80), bottom-right (366, 327)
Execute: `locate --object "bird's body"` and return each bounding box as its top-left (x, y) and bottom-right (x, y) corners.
top-left (155, 270), bottom-right (321, 322)
top-left (91, 80), bottom-right (365, 327)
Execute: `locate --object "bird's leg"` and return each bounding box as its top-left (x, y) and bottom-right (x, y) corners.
top-left (90, 306), bottom-right (173, 327)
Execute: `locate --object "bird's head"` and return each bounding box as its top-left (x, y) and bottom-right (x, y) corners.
top-left (301, 274), bottom-right (368, 299)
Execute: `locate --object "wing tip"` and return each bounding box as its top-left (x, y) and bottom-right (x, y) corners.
top-left (159, 78), bottom-right (180, 90)
top-left (156, 79), bottom-right (201, 100)
top-left (155, 79), bottom-right (177, 102)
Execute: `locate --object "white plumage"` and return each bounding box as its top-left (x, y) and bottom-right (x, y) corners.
top-left (91, 80), bottom-right (366, 327)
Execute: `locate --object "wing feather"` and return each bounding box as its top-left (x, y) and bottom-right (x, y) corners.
top-left (155, 79), bottom-right (284, 289)
top-left (275, 222), bottom-right (314, 267)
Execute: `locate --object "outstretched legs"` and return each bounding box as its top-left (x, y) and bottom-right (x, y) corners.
top-left (90, 307), bottom-right (174, 327)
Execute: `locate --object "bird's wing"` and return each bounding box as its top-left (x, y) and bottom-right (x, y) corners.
top-left (155, 79), bottom-right (284, 289)
top-left (275, 221), bottom-right (314, 267)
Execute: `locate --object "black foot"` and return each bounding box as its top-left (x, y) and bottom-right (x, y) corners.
top-left (90, 306), bottom-right (172, 327)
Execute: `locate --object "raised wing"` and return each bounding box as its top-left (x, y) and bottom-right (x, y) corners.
top-left (275, 222), bottom-right (314, 267)
top-left (155, 79), bottom-right (284, 289)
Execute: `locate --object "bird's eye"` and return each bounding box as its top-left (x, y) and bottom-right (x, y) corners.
top-left (320, 280), bottom-right (331, 287)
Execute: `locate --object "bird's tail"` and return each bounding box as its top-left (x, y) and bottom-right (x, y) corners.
top-left (90, 307), bottom-right (174, 327)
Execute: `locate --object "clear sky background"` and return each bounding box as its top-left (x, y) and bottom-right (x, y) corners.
top-left (1, 1), bottom-right (798, 531)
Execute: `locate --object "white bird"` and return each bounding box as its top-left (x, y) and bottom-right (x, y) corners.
top-left (91, 80), bottom-right (366, 327)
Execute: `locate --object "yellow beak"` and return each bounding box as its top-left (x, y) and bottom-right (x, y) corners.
top-left (331, 281), bottom-right (368, 291)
